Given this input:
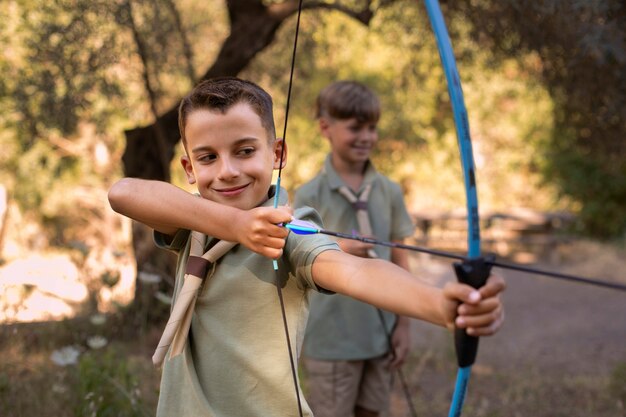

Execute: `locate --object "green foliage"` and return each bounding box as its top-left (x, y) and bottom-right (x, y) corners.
top-left (74, 348), bottom-right (151, 417)
top-left (244, 0), bottom-right (557, 214)
top-left (544, 124), bottom-right (626, 238)
top-left (447, 0), bottom-right (626, 237)
top-left (609, 361), bottom-right (626, 408)
top-left (8, 1), bottom-right (125, 141)
top-left (1, 0), bottom-right (624, 244)
top-left (0, 0), bottom-right (227, 248)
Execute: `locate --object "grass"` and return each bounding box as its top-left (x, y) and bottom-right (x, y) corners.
top-left (386, 348), bottom-right (625, 417)
top-left (1, 238), bottom-right (625, 416)
top-left (2, 320), bottom-right (624, 416)
top-left (0, 316), bottom-right (161, 417)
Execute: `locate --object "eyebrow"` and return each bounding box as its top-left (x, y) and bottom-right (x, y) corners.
top-left (191, 137), bottom-right (261, 154)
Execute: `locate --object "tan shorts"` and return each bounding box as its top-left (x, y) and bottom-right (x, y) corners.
top-left (302, 356), bottom-right (393, 417)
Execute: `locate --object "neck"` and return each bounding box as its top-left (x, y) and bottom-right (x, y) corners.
top-left (330, 155), bottom-right (368, 192)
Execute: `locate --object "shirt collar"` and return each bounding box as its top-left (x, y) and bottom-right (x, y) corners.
top-left (323, 154), bottom-right (378, 193)
top-left (261, 185), bottom-right (288, 207)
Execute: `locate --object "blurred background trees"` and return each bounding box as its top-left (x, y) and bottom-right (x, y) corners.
top-left (1, 0), bottom-right (624, 315)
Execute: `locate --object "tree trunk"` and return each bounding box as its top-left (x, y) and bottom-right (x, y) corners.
top-left (121, 0), bottom-right (293, 314)
top-left (121, 0), bottom-right (380, 314)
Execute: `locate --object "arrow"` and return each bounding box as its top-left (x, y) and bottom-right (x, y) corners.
top-left (286, 219), bottom-right (626, 293)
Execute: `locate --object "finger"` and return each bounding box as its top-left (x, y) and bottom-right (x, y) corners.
top-left (466, 308), bottom-right (505, 336)
top-left (250, 220), bottom-right (289, 238)
top-left (478, 275), bottom-right (506, 298)
top-left (266, 236), bottom-right (288, 249)
top-left (389, 355), bottom-right (403, 369)
top-left (457, 297), bottom-right (501, 316)
top-left (250, 243), bottom-right (283, 259)
top-left (275, 205), bottom-right (294, 218)
top-left (260, 206), bottom-right (293, 224)
top-left (249, 236), bottom-right (287, 252)
top-left (443, 282), bottom-right (482, 305)
top-left (388, 347), bottom-right (406, 369)
top-left (457, 305), bottom-right (504, 334)
top-left (268, 225), bottom-right (290, 238)
top-left (260, 247), bottom-right (283, 260)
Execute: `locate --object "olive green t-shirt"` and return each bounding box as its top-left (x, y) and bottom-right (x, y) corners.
top-left (154, 187), bottom-right (338, 417)
top-left (294, 155), bottom-right (415, 360)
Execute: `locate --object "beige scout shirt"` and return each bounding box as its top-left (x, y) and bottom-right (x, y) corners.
top-left (154, 187), bottom-right (338, 417)
top-left (294, 155), bottom-right (415, 360)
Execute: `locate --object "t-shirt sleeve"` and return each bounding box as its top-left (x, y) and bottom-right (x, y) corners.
top-left (154, 228), bottom-right (191, 253)
top-left (293, 183), bottom-right (315, 210)
top-left (285, 206), bottom-right (339, 294)
top-left (389, 182), bottom-right (415, 240)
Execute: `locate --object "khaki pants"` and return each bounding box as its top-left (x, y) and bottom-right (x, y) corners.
top-left (303, 356), bottom-right (392, 417)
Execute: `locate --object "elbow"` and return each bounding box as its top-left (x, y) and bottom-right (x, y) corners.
top-left (108, 178), bottom-right (135, 214)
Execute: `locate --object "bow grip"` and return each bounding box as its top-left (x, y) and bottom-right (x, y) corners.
top-left (453, 256), bottom-right (493, 368)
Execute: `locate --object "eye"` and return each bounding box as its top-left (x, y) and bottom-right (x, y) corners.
top-left (237, 147), bottom-right (256, 157)
top-left (197, 153), bottom-right (217, 163)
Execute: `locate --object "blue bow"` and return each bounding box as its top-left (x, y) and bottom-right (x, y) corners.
top-left (423, 1), bottom-right (487, 415)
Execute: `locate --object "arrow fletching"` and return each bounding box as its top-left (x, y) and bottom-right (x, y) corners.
top-left (286, 219), bottom-right (320, 235)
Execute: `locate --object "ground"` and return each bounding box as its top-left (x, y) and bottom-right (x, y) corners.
top-left (1, 239), bottom-right (625, 416)
top-left (386, 241), bottom-right (626, 417)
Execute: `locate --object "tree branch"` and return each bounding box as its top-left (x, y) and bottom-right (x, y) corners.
top-left (268, 0), bottom-right (375, 25)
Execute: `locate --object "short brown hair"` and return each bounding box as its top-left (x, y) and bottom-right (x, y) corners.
top-left (178, 77), bottom-right (276, 146)
top-left (316, 80), bottom-right (380, 123)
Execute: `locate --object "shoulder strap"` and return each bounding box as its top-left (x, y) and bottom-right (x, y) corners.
top-left (152, 231), bottom-right (236, 366)
top-left (337, 184), bottom-right (378, 259)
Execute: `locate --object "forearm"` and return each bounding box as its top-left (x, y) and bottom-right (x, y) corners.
top-left (313, 251), bottom-right (446, 327)
top-left (391, 245), bottom-right (412, 324)
top-left (108, 178), bottom-right (242, 240)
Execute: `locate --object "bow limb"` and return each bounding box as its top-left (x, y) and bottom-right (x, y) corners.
top-left (422, 1), bottom-right (486, 416)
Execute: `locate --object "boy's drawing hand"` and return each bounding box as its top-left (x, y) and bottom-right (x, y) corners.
top-left (388, 317), bottom-right (410, 369)
top-left (233, 206), bottom-right (293, 259)
top-left (441, 274), bottom-right (506, 336)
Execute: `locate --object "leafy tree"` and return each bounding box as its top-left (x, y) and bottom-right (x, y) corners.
top-left (446, 0), bottom-right (626, 237)
top-left (1, 0), bottom-right (624, 319)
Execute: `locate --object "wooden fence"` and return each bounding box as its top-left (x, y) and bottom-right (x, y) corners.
top-left (411, 208), bottom-right (576, 263)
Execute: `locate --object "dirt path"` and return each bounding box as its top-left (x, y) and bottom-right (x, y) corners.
top-left (409, 257), bottom-right (626, 374)
top-left (388, 252), bottom-right (626, 416)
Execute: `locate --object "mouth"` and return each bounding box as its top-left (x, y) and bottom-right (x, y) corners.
top-left (351, 144), bottom-right (372, 153)
top-left (213, 183), bottom-right (250, 197)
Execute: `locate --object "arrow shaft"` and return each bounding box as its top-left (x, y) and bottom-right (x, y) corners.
top-left (316, 227), bottom-right (626, 292)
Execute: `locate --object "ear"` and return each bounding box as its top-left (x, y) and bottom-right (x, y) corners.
top-left (180, 154), bottom-right (197, 184)
top-left (273, 138), bottom-right (288, 170)
top-left (318, 117), bottom-right (332, 139)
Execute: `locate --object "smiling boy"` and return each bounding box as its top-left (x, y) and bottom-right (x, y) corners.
top-left (108, 77), bottom-right (505, 417)
top-left (295, 81), bottom-right (416, 417)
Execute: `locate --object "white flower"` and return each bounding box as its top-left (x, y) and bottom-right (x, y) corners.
top-left (154, 291), bottom-right (172, 305)
top-left (89, 313), bottom-right (107, 326)
top-left (138, 271), bottom-right (161, 284)
top-left (51, 345), bottom-right (81, 366)
top-left (86, 335), bottom-right (108, 350)
top-left (52, 383), bottom-right (68, 394)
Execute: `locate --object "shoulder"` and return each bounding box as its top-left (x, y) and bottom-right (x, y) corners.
top-left (373, 173), bottom-right (404, 197)
top-left (294, 173), bottom-right (326, 205)
top-left (293, 205), bottom-right (324, 228)
top-left (297, 172), bottom-right (326, 192)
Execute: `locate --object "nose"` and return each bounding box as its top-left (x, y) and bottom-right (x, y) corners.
top-left (359, 127), bottom-right (377, 142)
top-left (217, 157), bottom-right (240, 181)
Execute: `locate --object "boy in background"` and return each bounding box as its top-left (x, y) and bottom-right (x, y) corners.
top-left (108, 77), bottom-right (505, 417)
top-left (295, 81), bottom-right (416, 417)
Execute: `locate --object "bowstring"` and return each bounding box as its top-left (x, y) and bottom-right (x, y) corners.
top-left (273, 0), bottom-right (304, 207)
top-left (273, 0), bottom-right (305, 416)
